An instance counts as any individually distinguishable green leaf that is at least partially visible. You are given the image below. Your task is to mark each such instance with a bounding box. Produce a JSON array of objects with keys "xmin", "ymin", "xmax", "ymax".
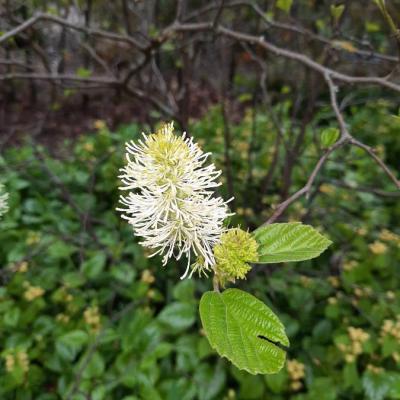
[
  {"xmin": 173, "ymin": 279, "xmax": 195, "ymax": 303},
  {"xmin": 82, "ymin": 253, "xmax": 106, "ymax": 279},
  {"xmin": 252, "ymin": 222, "xmax": 332, "ymax": 263},
  {"xmin": 362, "ymin": 371, "xmax": 391, "ymax": 400},
  {"xmin": 158, "ymin": 302, "xmax": 195, "ymax": 332},
  {"xmin": 62, "ymin": 272, "xmax": 86, "ymax": 288},
  {"xmin": 55, "ymin": 330, "xmax": 88, "ymax": 361},
  {"xmin": 4, "ymin": 307, "xmax": 20, "ymax": 327},
  {"xmin": 330, "ymin": 4, "xmax": 345, "ymax": 22},
  {"xmin": 343, "ymin": 362, "xmax": 359, "ymax": 389},
  {"xmin": 194, "ymin": 363, "xmax": 226, "ymax": 400},
  {"xmin": 276, "ymin": 0, "xmax": 293, "ymax": 13},
  {"xmin": 264, "ymin": 369, "xmax": 288, "ymax": 393},
  {"xmin": 82, "ymin": 352, "xmax": 105, "ymax": 379},
  {"xmin": 76, "ymin": 67, "xmax": 92, "ymax": 78},
  {"xmin": 321, "ymin": 127, "xmax": 340, "ymax": 148},
  {"xmin": 199, "ymin": 289, "xmax": 289, "ymax": 375}
]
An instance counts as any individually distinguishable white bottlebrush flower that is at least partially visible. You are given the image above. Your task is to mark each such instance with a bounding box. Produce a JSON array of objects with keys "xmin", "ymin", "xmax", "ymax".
[
  {"xmin": 0, "ymin": 183, "xmax": 9, "ymax": 219},
  {"xmin": 118, "ymin": 122, "xmax": 231, "ymax": 279}
]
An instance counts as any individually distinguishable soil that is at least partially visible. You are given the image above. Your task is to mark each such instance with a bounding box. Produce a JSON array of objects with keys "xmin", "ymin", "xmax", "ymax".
[{"xmin": 0, "ymin": 81, "xmax": 224, "ymax": 153}]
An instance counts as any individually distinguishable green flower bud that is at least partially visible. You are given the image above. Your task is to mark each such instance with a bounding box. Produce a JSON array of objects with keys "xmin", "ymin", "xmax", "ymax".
[{"xmin": 214, "ymin": 228, "xmax": 259, "ymax": 286}]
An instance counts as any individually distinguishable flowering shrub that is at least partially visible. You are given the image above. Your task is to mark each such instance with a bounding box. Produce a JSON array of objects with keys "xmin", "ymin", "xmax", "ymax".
[{"xmin": 117, "ymin": 122, "xmax": 331, "ymax": 375}]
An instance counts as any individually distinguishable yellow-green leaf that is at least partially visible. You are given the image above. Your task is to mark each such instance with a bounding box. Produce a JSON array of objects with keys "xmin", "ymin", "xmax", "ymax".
[
  {"xmin": 199, "ymin": 289, "xmax": 289, "ymax": 375},
  {"xmin": 252, "ymin": 222, "xmax": 332, "ymax": 263},
  {"xmin": 276, "ymin": 0, "xmax": 293, "ymax": 13},
  {"xmin": 330, "ymin": 4, "xmax": 345, "ymax": 22},
  {"xmin": 321, "ymin": 127, "xmax": 340, "ymax": 148}
]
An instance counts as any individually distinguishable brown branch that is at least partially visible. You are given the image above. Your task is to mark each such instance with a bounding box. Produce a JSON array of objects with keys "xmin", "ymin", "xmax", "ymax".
[
  {"xmin": 327, "ymin": 179, "xmax": 400, "ymax": 198},
  {"xmin": 349, "ymin": 138, "xmax": 400, "ymax": 189},
  {"xmin": 325, "ymin": 72, "xmax": 399, "ymax": 189},
  {"xmin": 221, "ymin": 100, "xmax": 235, "ymax": 208},
  {"xmin": 0, "ymin": 73, "xmax": 118, "ymax": 85},
  {"xmin": 0, "ymin": 13, "xmax": 144, "ymax": 49},
  {"xmin": 171, "ymin": 22, "xmax": 400, "ymax": 93},
  {"xmin": 264, "ymin": 138, "xmax": 348, "ymax": 224},
  {"xmin": 185, "ymin": 0, "xmax": 398, "ymax": 63},
  {"xmin": 0, "ymin": 59, "xmax": 34, "ymax": 70},
  {"xmin": 263, "ymin": 70, "xmax": 399, "ymax": 224}
]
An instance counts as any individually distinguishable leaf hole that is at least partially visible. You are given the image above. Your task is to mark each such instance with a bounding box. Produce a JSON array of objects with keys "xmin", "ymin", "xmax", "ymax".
[{"xmin": 257, "ymin": 335, "xmax": 288, "ymax": 352}]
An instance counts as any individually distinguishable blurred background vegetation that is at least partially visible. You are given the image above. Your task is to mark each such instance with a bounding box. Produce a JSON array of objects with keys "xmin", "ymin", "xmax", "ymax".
[{"xmin": 0, "ymin": 0, "xmax": 400, "ymax": 399}]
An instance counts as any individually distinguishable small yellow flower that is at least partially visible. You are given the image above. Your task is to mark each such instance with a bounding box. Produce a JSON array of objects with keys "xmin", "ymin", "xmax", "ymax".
[
  {"xmin": 141, "ymin": 269, "xmax": 155, "ymax": 284},
  {"xmin": 4, "ymin": 351, "xmax": 29, "ymax": 373},
  {"xmin": 348, "ymin": 327, "xmax": 369, "ymax": 343},
  {"xmin": 147, "ymin": 289, "xmax": 155, "ymax": 299},
  {"xmin": 10, "ymin": 261, "xmax": 29, "ymax": 273},
  {"xmin": 18, "ymin": 261, "xmax": 29, "ymax": 273},
  {"xmin": 345, "ymin": 354, "xmax": 355, "ymax": 363},
  {"xmin": 83, "ymin": 142, "xmax": 94, "ymax": 152},
  {"xmin": 236, "ymin": 207, "xmax": 245, "ymax": 216},
  {"xmin": 26, "ymin": 231, "xmax": 41, "ymax": 245},
  {"xmin": 328, "ymin": 297, "xmax": 337, "ymax": 305},
  {"xmin": 343, "ymin": 260, "xmax": 358, "ymax": 271},
  {"xmin": 354, "ymin": 288, "xmax": 363, "ymax": 298},
  {"xmin": 94, "ymin": 120, "xmax": 106, "ymax": 130},
  {"xmin": 369, "ymin": 241, "xmax": 388, "ymax": 255},
  {"xmin": 328, "ymin": 276, "xmax": 340, "ymax": 288},
  {"xmin": 367, "ymin": 364, "xmax": 383, "ymax": 374},
  {"xmin": 24, "ymin": 285, "xmax": 45, "ymax": 301},
  {"xmin": 290, "ymin": 380, "xmax": 303, "ymax": 391},
  {"xmin": 237, "ymin": 141, "xmax": 250, "ymax": 152},
  {"xmin": 56, "ymin": 313, "xmax": 70, "ymax": 324},
  {"xmin": 300, "ymin": 275, "xmax": 312, "ymax": 288},
  {"xmin": 287, "ymin": 359, "xmax": 305, "ymax": 381},
  {"xmin": 17, "ymin": 351, "xmax": 29, "ymax": 372},
  {"xmin": 244, "ymin": 208, "xmax": 254, "ymax": 217},
  {"xmin": 337, "ymin": 343, "xmax": 347, "ymax": 352},
  {"xmin": 84, "ymin": 306, "xmax": 101, "ymax": 331},
  {"xmin": 319, "ymin": 183, "xmax": 335, "ymax": 194},
  {"xmin": 5, "ymin": 355, "xmax": 15, "ymax": 372},
  {"xmin": 65, "ymin": 294, "xmax": 73, "ymax": 302},
  {"xmin": 356, "ymin": 227, "xmax": 367, "ymax": 236},
  {"xmin": 380, "ymin": 319, "xmax": 400, "ymax": 340},
  {"xmin": 386, "ymin": 291, "xmax": 396, "ymax": 300},
  {"xmin": 379, "ymin": 229, "xmax": 400, "ymax": 244}
]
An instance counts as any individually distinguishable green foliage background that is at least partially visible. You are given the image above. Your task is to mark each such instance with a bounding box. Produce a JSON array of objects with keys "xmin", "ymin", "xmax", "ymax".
[{"xmin": 0, "ymin": 100, "xmax": 399, "ymax": 399}]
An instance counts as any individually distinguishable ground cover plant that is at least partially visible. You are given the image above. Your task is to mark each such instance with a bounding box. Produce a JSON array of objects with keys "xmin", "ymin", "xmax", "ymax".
[{"xmin": 0, "ymin": 100, "xmax": 399, "ymax": 399}]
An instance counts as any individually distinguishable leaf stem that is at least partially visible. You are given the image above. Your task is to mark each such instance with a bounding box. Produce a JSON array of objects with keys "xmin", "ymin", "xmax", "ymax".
[{"xmin": 213, "ymin": 275, "xmax": 220, "ymax": 292}]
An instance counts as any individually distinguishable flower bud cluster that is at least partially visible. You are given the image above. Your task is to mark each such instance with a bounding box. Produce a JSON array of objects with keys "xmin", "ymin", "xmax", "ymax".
[
  {"xmin": 4, "ymin": 351, "xmax": 29, "ymax": 373},
  {"xmin": 287, "ymin": 359, "xmax": 305, "ymax": 391},
  {"xmin": 337, "ymin": 327, "xmax": 370, "ymax": 363},
  {"xmin": 368, "ymin": 241, "xmax": 388, "ymax": 255},
  {"xmin": 380, "ymin": 318, "xmax": 400, "ymax": 342},
  {"xmin": 379, "ymin": 229, "xmax": 400, "ymax": 244},
  {"xmin": 213, "ymin": 228, "xmax": 258, "ymax": 286},
  {"xmin": 23, "ymin": 282, "xmax": 45, "ymax": 301},
  {"xmin": 84, "ymin": 306, "xmax": 101, "ymax": 332}
]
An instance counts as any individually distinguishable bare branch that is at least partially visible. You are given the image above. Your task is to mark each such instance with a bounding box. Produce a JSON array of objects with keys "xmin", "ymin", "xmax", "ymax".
[
  {"xmin": 349, "ymin": 138, "xmax": 400, "ymax": 189},
  {"xmin": 0, "ymin": 13, "xmax": 144, "ymax": 49},
  {"xmin": 264, "ymin": 138, "xmax": 348, "ymax": 224},
  {"xmin": 325, "ymin": 72, "xmax": 400, "ymax": 190}
]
